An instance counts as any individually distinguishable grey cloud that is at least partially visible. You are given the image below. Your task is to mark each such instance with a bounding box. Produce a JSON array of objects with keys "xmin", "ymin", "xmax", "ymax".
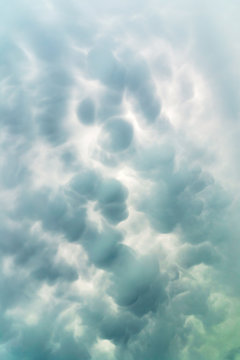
[
  {"xmin": 82, "ymin": 220, "xmax": 167, "ymax": 317},
  {"xmin": 0, "ymin": 271, "xmax": 29, "ymax": 310},
  {"xmin": 133, "ymin": 143, "xmax": 175, "ymax": 177},
  {"xmin": 77, "ymin": 97, "xmax": 96, "ymax": 125},
  {"xmin": 0, "ymin": 152, "xmax": 29, "ymax": 189},
  {"xmin": 134, "ymin": 146, "xmax": 228, "ymax": 243},
  {"xmin": 7, "ymin": 306, "xmax": 91, "ymax": 360},
  {"xmin": 82, "ymin": 223, "xmax": 123, "ymax": 269},
  {"xmin": 32, "ymin": 256, "xmax": 78, "ymax": 284},
  {"xmin": 0, "ymin": 223, "xmax": 78, "ymax": 289},
  {"xmin": 87, "ymin": 46, "xmax": 126, "ymax": 91},
  {"xmin": 100, "ymin": 118, "xmax": 134, "ymax": 153},
  {"xmin": 100, "ymin": 312, "xmax": 145, "ymax": 345},
  {"xmin": 225, "ymin": 347, "xmax": 240, "ymax": 360},
  {"xmin": 96, "ymin": 178, "xmax": 128, "ymax": 224},
  {"xmin": 109, "ymin": 252, "xmax": 166, "ymax": 314},
  {"xmin": 97, "ymin": 178, "xmax": 128, "ymax": 204},
  {"xmin": 13, "ymin": 187, "xmax": 86, "ymax": 242},
  {"xmin": 69, "ymin": 170, "xmax": 102, "ymax": 201},
  {"xmin": 1, "ymin": 1, "xmax": 240, "ymax": 360},
  {"xmin": 172, "ymin": 288, "xmax": 209, "ymax": 318},
  {"xmin": 60, "ymin": 147, "xmax": 78, "ymax": 171},
  {"xmin": 0, "ymin": 86, "xmax": 34, "ymax": 138},
  {"xmin": 0, "ymin": 312, "xmax": 15, "ymax": 345},
  {"xmin": 126, "ymin": 55, "xmax": 161, "ymax": 123},
  {"xmin": 191, "ymin": 10, "xmax": 240, "ymax": 121},
  {"xmin": 178, "ymin": 242, "xmax": 220, "ymax": 268},
  {"xmin": 35, "ymin": 68, "xmax": 73, "ymax": 145},
  {"xmin": 98, "ymin": 89, "xmax": 124, "ymax": 122},
  {"xmin": 100, "ymin": 202, "xmax": 128, "ymax": 224},
  {"xmin": 114, "ymin": 308, "xmax": 185, "ymax": 360}
]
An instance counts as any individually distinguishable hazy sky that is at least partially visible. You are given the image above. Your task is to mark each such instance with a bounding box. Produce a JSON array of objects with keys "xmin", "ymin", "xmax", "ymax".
[{"xmin": 1, "ymin": 1, "xmax": 240, "ymax": 359}]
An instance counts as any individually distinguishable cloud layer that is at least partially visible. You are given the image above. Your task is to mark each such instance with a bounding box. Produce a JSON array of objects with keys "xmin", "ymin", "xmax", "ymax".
[{"xmin": 1, "ymin": 1, "xmax": 240, "ymax": 359}]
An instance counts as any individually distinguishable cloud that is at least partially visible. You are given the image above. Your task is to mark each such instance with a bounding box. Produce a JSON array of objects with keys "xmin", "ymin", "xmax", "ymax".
[
  {"xmin": 1, "ymin": 1, "xmax": 240, "ymax": 360},
  {"xmin": 87, "ymin": 46, "xmax": 126, "ymax": 92},
  {"xmin": 100, "ymin": 118, "xmax": 134, "ymax": 153},
  {"xmin": 126, "ymin": 55, "xmax": 161, "ymax": 123},
  {"xmin": 77, "ymin": 98, "xmax": 96, "ymax": 125}
]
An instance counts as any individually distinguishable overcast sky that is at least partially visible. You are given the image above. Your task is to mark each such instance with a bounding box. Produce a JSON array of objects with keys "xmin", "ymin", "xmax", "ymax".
[{"xmin": 1, "ymin": 1, "xmax": 240, "ymax": 359}]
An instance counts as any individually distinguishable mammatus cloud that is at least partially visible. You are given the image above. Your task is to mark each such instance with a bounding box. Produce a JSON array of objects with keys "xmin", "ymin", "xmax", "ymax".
[{"xmin": 1, "ymin": 1, "xmax": 240, "ymax": 359}]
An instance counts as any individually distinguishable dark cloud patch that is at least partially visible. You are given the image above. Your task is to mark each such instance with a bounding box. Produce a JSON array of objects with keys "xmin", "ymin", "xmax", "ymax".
[
  {"xmin": 96, "ymin": 178, "xmax": 128, "ymax": 224},
  {"xmin": 99, "ymin": 202, "xmax": 128, "ymax": 224},
  {"xmin": 100, "ymin": 118, "xmax": 134, "ymax": 153},
  {"xmin": 126, "ymin": 56, "xmax": 161, "ymax": 123},
  {"xmin": 225, "ymin": 347, "xmax": 240, "ymax": 360},
  {"xmin": 0, "ymin": 312, "xmax": 15, "ymax": 346},
  {"xmin": 7, "ymin": 306, "xmax": 91, "ymax": 360},
  {"xmin": 60, "ymin": 148, "xmax": 78, "ymax": 171},
  {"xmin": 35, "ymin": 68, "xmax": 73, "ymax": 145},
  {"xmin": 178, "ymin": 242, "xmax": 220, "ymax": 268},
  {"xmin": 77, "ymin": 97, "xmax": 96, "ymax": 125},
  {"xmin": 69, "ymin": 170, "xmax": 102, "ymax": 201},
  {"xmin": 137, "ymin": 181, "xmax": 178, "ymax": 233},
  {"xmin": 0, "ymin": 86, "xmax": 34, "ymax": 138},
  {"xmin": 0, "ymin": 42, "xmax": 36, "ymax": 142},
  {"xmin": 81, "ymin": 221, "xmax": 167, "ymax": 317},
  {"xmin": 97, "ymin": 178, "xmax": 128, "ymax": 205},
  {"xmin": 134, "ymin": 147, "xmax": 230, "ymax": 244},
  {"xmin": 0, "ymin": 152, "xmax": 29, "ymax": 189},
  {"xmin": 13, "ymin": 186, "xmax": 86, "ymax": 242},
  {"xmin": 98, "ymin": 89, "xmax": 124, "ymax": 122},
  {"xmin": 114, "ymin": 308, "xmax": 185, "ymax": 360},
  {"xmin": 0, "ymin": 222, "xmax": 78, "ymax": 290},
  {"xmin": 32, "ymin": 256, "xmax": 78, "ymax": 284},
  {"xmin": 109, "ymin": 252, "xmax": 166, "ymax": 316},
  {"xmin": 126, "ymin": 56, "xmax": 151, "ymax": 93},
  {"xmin": 135, "ymin": 84, "xmax": 161, "ymax": 123},
  {"xmin": 82, "ymin": 223, "xmax": 123, "ymax": 269},
  {"xmin": 51, "ymin": 334, "xmax": 91, "ymax": 360},
  {"xmin": 0, "ymin": 271, "xmax": 29, "ymax": 311},
  {"xmin": 172, "ymin": 288, "xmax": 209, "ymax": 318},
  {"xmin": 60, "ymin": 206, "xmax": 86, "ymax": 242},
  {"xmin": 0, "ymin": 220, "xmax": 36, "ymax": 258},
  {"xmin": 87, "ymin": 46, "xmax": 126, "ymax": 91},
  {"xmin": 100, "ymin": 312, "xmax": 145, "ymax": 345},
  {"xmin": 0, "ymin": 7, "xmax": 76, "ymax": 147},
  {"xmin": 133, "ymin": 143, "xmax": 175, "ymax": 178}
]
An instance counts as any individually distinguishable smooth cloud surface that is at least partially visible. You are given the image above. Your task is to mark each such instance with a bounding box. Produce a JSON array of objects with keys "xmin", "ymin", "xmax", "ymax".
[{"xmin": 1, "ymin": 1, "xmax": 240, "ymax": 359}]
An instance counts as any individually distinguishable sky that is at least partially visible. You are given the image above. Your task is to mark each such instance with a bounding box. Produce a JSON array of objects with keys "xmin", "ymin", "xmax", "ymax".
[{"xmin": 1, "ymin": 1, "xmax": 240, "ymax": 359}]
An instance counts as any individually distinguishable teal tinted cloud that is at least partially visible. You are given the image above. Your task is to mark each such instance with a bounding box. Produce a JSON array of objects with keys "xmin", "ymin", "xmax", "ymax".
[{"xmin": 1, "ymin": 1, "xmax": 240, "ymax": 360}]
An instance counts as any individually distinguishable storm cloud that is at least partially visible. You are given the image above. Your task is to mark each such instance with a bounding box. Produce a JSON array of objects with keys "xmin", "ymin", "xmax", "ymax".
[{"xmin": 1, "ymin": 1, "xmax": 240, "ymax": 360}]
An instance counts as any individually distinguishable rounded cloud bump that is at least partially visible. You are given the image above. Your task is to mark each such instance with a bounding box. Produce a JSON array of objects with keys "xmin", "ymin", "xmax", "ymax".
[{"xmin": 100, "ymin": 118, "xmax": 134, "ymax": 153}]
